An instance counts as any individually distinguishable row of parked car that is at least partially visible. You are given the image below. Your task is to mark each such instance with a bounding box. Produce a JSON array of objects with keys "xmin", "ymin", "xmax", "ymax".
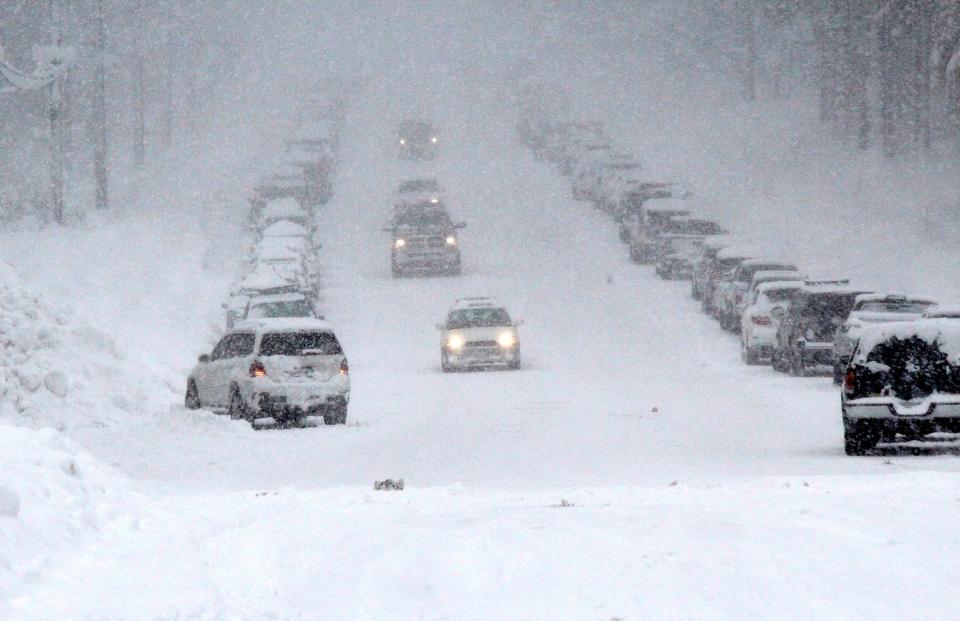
[
  {"xmin": 184, "ymin": 96, "xmax": 353, "ymax": 428},
  {"xmin": 517, "ymin": 89, "xmax": 960, "ymax": 455}
]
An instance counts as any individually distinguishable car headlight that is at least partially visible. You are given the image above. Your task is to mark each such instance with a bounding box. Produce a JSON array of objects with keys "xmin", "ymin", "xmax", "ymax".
[
  {"xmin": 446, "ymin": 334, "xmax": 464, "ymax": 351},
  {"xmin": 394, "ymin": 238, "xmax": 406, "ymax": 248},
  {"xmin": 431, "ymin": 136, "xmax": 438, "ymax": 144},
  {"xmin": 430, "ymin": 197, "xmax": 439, "ymax": 204},
  {"xmin": 497, "ymin": 332, "xmax": 516, "ymax": 348},
  {"xmin": 399, "ymin": 139, "xmax": 406, "ymax": 145},
  {"xmin": 446, "ymin": 235, "xmax": 457, "ymax": 246}
]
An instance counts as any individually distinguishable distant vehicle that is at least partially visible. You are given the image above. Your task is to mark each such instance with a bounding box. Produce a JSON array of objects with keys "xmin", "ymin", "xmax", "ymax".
[
  {"xmin": 386, "ymin": 203, "xmax": 464, "ymax": 277},
  {"xmin": 717, "ymin": 260, "xmax": 800, "ymax": 332},
  {"xmin": 841, "ymin": 319, "xmax": 960, "ymax": 454},
  {"xmin": 706, "ymin": 245, "xmax": 758, "ymax": 319},
  {"xmin": 593, "ymin": 155, "xmax": 642, "ymax": 213},
  {"xmin": 185, "ymin": 318, "xmax": 349, "ymax": 427},
  {"xmin": 832, "ymin": 293, "xmax": 937, "ymax": 383},
  {"xmin": 923, "ymin": 306, "xmax": 960, "ymax": 319},
  {"xmin": 398, "ymin": 120, "xmax": 439, "ymax": 160},
  {"xmin": 691, "ymin": 235, "xmax": 737, "ymax": 302},
  {"xmin": 739, "ymin": 280, "xmax": 804, "ymax": 364},
  {"xmin": 437, "ymin": 298, "xmax": 522, "ymax": 372},
  {"xmin": 624, "ymin": 198, "xmax": 691, "ymax": 264},
  {"xmin": 394, "ymin": 178, "xmax": 444, "ymax": 208},
  {"xmin": 772, "ymin": 281, "xmax": 872, "ymax": 376},
  {"xmin": 653, "ymin": 217, "xmax": 728, "ymax": 279},
  {"xmin": 245, "ymin": 292, "xmax": 318, "ymax": 321},
  {"xmin": 616, "ymin": 183, "xmax": 688, "ymax": 241},
  {"xmin": 570, "ymin": 142, "xmax": 613, "ymax": 201}
]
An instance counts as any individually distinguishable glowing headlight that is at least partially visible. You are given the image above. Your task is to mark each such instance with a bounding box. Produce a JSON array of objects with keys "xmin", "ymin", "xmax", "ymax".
[
  {"xmin": 431, "ymin": 136, "xmax": 438, "ymax": 144},
  {"xmin": 430, "ymin": 197, "xmax": 439, "ymax": 204},
  {"xmin": 399, "ymin": 138, "xmax": 406, "ymax": 145},
  {"xmin": 394, "ymin": 238, "xmax": 406, "ymax": 248},
  {"xmin": 497, "ymin": 332, "xmax": 516, "ymax": 348},
  {"xmin": 445, "ymin": 235, "xmax": 457, "ymax": 246},
  {"xmin": 446, "ymin": 334, "xmax": 465, "ymax": 350}
]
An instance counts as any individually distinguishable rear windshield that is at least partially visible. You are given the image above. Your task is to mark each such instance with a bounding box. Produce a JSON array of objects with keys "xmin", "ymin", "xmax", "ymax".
[
  {"xmin": 800, "ymin": 293, "xmax": 859, "ymax": 340},
  {"xmin": 857, "ymin": 301, "xmax": 933, "ymax": 314},
  {"xmin": 447, "ymin": 308, "xmax": 512, "ymax": 329},
  {"xmin": 762, "ymin": 289, "xmax": 797, "ymax": 303},
  {"xmin": 857, "ymin": 336, "xmax": 960, "ymax": 399},
  {"xmin": 247, "ymin": 299, "xmax": 313, "ymax": 319},
  {"xmin": 259, "ymin": 331, "xmax": 342, "ymax": 356},
  {"xmin": 399, "ymin": 179, "xmax": 439, "ymax": 193}
]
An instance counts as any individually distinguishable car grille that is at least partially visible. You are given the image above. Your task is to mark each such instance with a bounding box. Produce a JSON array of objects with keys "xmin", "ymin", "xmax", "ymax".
[
  {"xmin": 406, "ymin": 236, "xmax": 445, "ymax": 251},
  {"xmin": 466, "ymin": 340, "xmax": 498, "ymax": 348}
]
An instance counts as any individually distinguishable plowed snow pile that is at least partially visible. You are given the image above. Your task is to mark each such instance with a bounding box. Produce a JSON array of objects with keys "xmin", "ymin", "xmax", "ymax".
[{"xmin": 0, "ymin": 261, "xmax": 171, "ymax": 431}]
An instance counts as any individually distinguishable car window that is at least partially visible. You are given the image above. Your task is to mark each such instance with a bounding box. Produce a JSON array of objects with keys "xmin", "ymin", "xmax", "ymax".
[
  {"xmin": 226, "ymin": 333, "xmax": 255, "ymax": 357},
  {"xmin": 211, "ymin": 336, "xmax": 231, "ymax": 361},
  {"xmin": 447, "ymin": 308, "xmax": 512, "ymax": 329},
  {"xmin": 247, "ymin": 299, "xmax": 313, "ymax": 319},
  {"xmin": 259, "ymin": 331, "xmax": 343, "ymax": 356},
  {"xmin": 857, "ymin": 301, "xmax": 933, "ymax": 314}
]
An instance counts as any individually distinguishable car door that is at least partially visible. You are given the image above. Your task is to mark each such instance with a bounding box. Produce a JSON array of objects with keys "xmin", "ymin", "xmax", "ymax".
[
  {"xmin": 212, "ymin": 333, "xmax": 252, "ymax": 404},
  {"xmin": 197, "ymin": 336, "xmax": 230, "ymax": 405}
]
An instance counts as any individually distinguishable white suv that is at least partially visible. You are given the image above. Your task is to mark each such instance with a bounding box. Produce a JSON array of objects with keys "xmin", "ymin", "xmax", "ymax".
[
  {"xmin": 185, "ymin": 318, "xmax": 350, "ymax": 426},
  {"xmin": 437, "ymin": 298, "xmax": 522, "ymax": 372}
]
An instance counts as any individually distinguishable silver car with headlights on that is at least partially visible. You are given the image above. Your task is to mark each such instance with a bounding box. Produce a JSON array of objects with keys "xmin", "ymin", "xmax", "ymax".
[{"xmin": 437, "ymin": 298, "xmax": 522, "ymax": 372}]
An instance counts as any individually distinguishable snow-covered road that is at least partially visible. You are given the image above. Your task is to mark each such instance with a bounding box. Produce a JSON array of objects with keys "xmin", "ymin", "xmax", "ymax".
[{"xmin": 8, "ymin": 86, "xmax": 960, "ymax": 619}]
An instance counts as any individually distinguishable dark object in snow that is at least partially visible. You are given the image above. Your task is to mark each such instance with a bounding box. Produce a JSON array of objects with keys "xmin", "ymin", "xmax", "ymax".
[
  {"xmin": 668, "ymin": 480, "xmax": 678, "ymax": 487},
  {"xmin": 606, "ymin": 274, "xmax": 613, "ymax": 284},
  {"xmin": 374, "ymin": 478, "xmax": 404, "ymax": 491},
  {"xmin": 558, "ymin": 498, "xmax": 574, "ymax": 507},
  {"xmin": 651, "ymin": 406, "xmax": 659, "ymax": 413}
]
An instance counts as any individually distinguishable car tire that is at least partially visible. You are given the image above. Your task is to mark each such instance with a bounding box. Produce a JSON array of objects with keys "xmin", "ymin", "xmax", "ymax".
[
  {"xmin": 833, "ymin": 363, "xmax": 844, "ymax": 385},
  {"xmin": 791, "ymin": 354, "xmax": 806, "ymax": 377},
  {"xmin": 628, "ymin": 245, "xmax": 639, "ymax": 263},
  {"xmin": 184, "ymin": 380, "xmax": 201, "ymax": 410},
  {"xmin": 441, "ymin": 351, "xmax": 452, "ymax": 373},
  {"xmin": 324, "ymin": 404, "xmax": 347, "ymax": 425},
  {"xmin": 844, "ymin": 421, "xmax": 880, "ymax": 455},
  {"xmin": 691, "ymin": 282, "xmax": 700, "ymax": 300},
  {"xmin": 228, "ymin": 387, "xmax": 250, "ymax": 422},
  {"xmin": 508, "ymin": 350, "xmax": 521, "ymax": 370},
  {"xmin": 391, "ymin": 261, "xmax": 402, "ymax": 278}
]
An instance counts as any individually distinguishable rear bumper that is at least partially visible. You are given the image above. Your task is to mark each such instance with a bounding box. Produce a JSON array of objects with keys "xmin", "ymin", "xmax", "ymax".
[
  {"xmin": 844, "ymin": 402, "xmax": 960, "ymax": 434},
  {"xmin": 241, "ymin": 379, "xmax": 349, "ymax": 420},
  {"xmin": 798, "ymin": 343, "xmax": 835, "ymax": 367}
]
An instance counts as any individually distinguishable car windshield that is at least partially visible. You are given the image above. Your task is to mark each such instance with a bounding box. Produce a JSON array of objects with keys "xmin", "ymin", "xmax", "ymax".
[
  {"xmin": 259, "ymin": 331, "xmax": 342, "ymax": 356},
  {"xmin": 447, "ymin": 308, "xmax": 512, "ymax": 329},
  {"xmin": 395, "ymin": 209, "xmax": 451, "ymax": 227},
  {"xmin": 247, "ymin": 299, "xmax": 313, "ymax": 319},
  {"xmin": 740, "ymin": 264, "xmax": 795, "ymax": 282},
  {"xmin": 857, "ymin": 301, "xmax": 933, "ymax": 314},
  {"xmin": 859, "ymin": 336, "xmax": 960, "ymax": 399},
  {"xmin": 399, "ymin": 179, "xmax": 439, "ymax": 193},
  {"xmin": 664, "ymin": 220, "xmax": 725, "ymax": 235},
  {"xmin": 400, "ymin": 122, "xmax": 433, "ymax": 139}
]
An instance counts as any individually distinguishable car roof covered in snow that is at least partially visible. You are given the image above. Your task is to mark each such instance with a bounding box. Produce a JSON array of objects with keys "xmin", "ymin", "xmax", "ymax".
[
  {"xmin": 853, "ymin": 293, "xmax": 938, "ymax": 306},
  {"xmin": 643, "ymin": 198, "xmax": 689, "ymax": 214},
  {"xmin": 741, "ymin": 258, "xmax": 797, "ymax": 269},
  {"xmin": 261, "ymin": 219, "xmax": 309, "ymax": 237},
  {"xmin": 923, "ymin": 305, "xmax": 960, "ymax": 318},
  {"xmin": 751, "ymin": 270, "xmax": 806, "ymax": 284},
  {"xmin": 853, "ymin": 319, "xmax": 960, "ymax": 365},
  {"xmin": 798, "ymin": 281, "xmax": 870, "ymax": 296},
  {"xmin": 716, "ymin": 244, "xmax": 758, "ymax": 260},
  {"xmin": 452, "ymin": 297, "xmax": 502, "ymax": 310},
  {"xmin": 756, "ymin": 280, "xmax": 805, "ymax": 293},
  {"xmin": 233, "ymin": 317, "xmax": 334, "ymax": 334},
  {"xmin": 262, "ymin": 197, "xmax": 307, "ymax": 220},
  {"xmin": 701, "ymin": 235, "xmax": 739, "ymax": 251}
]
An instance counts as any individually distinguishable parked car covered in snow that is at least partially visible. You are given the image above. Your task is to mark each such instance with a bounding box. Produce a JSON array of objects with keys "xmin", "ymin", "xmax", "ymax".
[
  {"xmin": 185, "ymin": 318, "xmax": 349, "ymax": 427},
  {"xmin": 653, "ymin": 216, "xmax": 727, "ymax": 279},
  {"xmin": 258, "ymin": 197, "xmax": 311, "ymax": 230},
  {"xmin": 616, "ymin": 182, "xmax": 688, "ymax": 241},
  {"xmin": 625, "ymin": 198, "xmax": 691, "ymax": 264},
  {"xmin": 832, "ymin": 293, "xmax": 937, "ymax": 383},
  {"xmin": 772, "ymin": 281, "xmax": 872, "ymax": 376},
  {"xmin": 739, "ymin": 280, "xmax": 803, "ymax": 364},
  {"xmin": 706, "ymin": 245, "xmax": 758, "ymax": 318},
  {"xmin": 841, "ymin": 319, "xmax": 960, "ymax": 454},
  {"xmin": 691, "ymin": 235, "xmax": 736, "ymax": 302},
  {"xmin": 437, "ymin": 297, "xmax": 522, "ymax": 372},
  {"xmin": 923, "ymin": 306, "xmax": 960, "ymax": 319},
  {"xmin": 717, "ymin": 259, "xmax": 799, "ymax": 332}
]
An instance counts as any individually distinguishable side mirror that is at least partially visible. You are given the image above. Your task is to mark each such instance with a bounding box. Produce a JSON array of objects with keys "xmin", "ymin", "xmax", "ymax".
[
  {"xmin": 198, "ymin": 354, "xmax": 211, "ymax": 363},
  {"xmin": 454, "ymin": 222, "xmax": 467, "ymax": 229}
]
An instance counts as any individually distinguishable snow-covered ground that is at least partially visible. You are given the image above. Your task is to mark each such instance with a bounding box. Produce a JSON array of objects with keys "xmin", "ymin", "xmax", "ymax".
[{"xmin": 4, "ymin": 76, "xmax": 960, "ymax": 620}]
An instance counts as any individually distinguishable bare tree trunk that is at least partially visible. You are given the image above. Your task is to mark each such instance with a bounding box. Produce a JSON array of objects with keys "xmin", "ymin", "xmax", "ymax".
[
  {"xmin": 93, "ymin": 0, "xmax": 109, "ymax": 209},
  {"xmin": 744, "ymin": 0, "xmax": 757, "ymax": 102},
  {"xmin": 48, "ymin": 0, "xmax": 65, "ymax": 224}
]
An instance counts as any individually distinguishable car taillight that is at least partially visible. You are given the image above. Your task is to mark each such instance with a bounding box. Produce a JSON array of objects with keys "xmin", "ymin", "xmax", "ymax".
[
  {"xmin": 249, "ymin": 361, "xmax": 266, "ymax": 377},
  {"xmin": 752, "ymin": 315, "xmax": 771, "ymax": 326},
  {"xmin": 339, "ymin": 360, "xmax": 349, "ymax": 376},
  {"xmin": 844, "ymin": 369, "xmax": 855, "ymax": 393}
]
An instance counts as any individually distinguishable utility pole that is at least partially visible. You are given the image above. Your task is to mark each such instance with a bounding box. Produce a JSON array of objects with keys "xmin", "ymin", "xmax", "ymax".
[
  {"xmin": 48, "ymin": 0, "xmax": 65, "ymax": 223},
  {"xmin": 93, "ymin": 0, "xmax": 109, "ymax": 208}
]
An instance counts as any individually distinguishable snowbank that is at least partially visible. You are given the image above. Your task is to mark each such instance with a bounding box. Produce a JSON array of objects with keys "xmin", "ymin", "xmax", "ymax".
[
  {"xmin": 0, "ymin": 260, "xmax": 172, "ymax": 431},
  {"xmin": 0, "ymin": 423, "xmax": 139, "ymax": 603}
]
